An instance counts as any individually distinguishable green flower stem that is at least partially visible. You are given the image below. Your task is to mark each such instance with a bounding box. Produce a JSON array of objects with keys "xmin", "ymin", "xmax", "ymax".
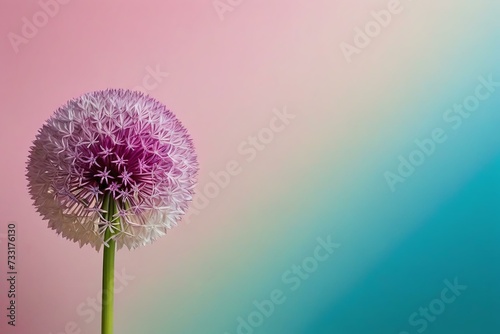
[{"xmin": 101, "ymin": 193, "xmax": 117, "ymax": 334}]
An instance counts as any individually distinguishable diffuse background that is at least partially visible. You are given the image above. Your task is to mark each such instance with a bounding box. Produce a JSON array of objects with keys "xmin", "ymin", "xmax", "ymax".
[{"xmin": 0, "ymin": 0, "xmax": 499, "ymax": 333}]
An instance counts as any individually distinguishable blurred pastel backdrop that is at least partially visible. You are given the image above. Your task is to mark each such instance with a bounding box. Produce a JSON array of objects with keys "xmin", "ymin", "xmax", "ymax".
[{"xmin": 0, "ymin": 0, "xmax": 499, "ymax": 333}]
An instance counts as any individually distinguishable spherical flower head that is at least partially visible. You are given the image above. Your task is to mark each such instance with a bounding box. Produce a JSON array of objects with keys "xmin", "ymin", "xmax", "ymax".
[{"xmin": 26, "ymin": 89, "xmax": 198, "ymax": 251}]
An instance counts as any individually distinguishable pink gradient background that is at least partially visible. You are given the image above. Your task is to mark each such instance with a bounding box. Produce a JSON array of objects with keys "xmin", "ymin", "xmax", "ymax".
[{"xmin": 1, "ymin": 1, "xmax": 349, "ymax": 332}]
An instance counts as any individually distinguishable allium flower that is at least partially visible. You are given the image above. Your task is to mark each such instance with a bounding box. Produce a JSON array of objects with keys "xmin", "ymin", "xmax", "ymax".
[{"xmin": 26, "ymin": 89, "xmax": 198, "ymax": 250}]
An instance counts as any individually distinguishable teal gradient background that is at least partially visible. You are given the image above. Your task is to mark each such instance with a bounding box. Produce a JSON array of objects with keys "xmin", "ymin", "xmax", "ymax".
[{"xmin": 0, "ymin": 1, "xmax": 499, "ymax": 333}]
